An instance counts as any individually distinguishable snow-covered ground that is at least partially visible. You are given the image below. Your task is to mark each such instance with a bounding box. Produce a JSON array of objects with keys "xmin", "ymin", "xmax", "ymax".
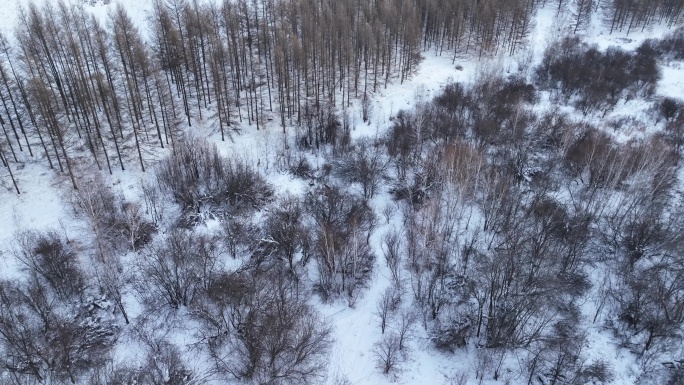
[{"xmin": 1, "ymin": 0, "xmax": 682, "ymax": 384}]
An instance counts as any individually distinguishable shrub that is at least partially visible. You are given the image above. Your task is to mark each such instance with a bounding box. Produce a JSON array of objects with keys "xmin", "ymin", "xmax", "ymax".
[{"xmin": 156, "ymin": 137, "xmax": 272, "ymax": 222}]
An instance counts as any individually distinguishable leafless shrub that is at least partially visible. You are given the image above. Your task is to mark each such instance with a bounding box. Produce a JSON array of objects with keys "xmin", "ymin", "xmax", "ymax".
[
  {"xmin": 200, "ymin": 271, "xmax": 332, "ymax": 385},
  {"xmin": 433, "ymin": 316, "xmax": 472, "ymax": 352},
  {"xmin": 289, "ymin": 155, "xmax": 314, "ymax": 179},
  {"xmin": 118, "ymin": 200, "xmax": 156, "ymax": 251},
  {"xmin": 70, "ymin": 177, "xmax": 155, "ymax": 255},
  {"xmin": 0, "ymin": 278, "xmax": 116, "ymax": 384},
  {"xmin": 374, "ymin": 333, "xmax": 402, "ymax": 375},
  {"xmin": 156, "ymin": 136, "xmax": 272, "ymax": 222},
  {"xmin": 14, "ymin": 229, "xmax": 85, "ymax": 302},
  {"xmin": 333, "ymin": 138, "xmax": 388, "ymax": 199},
  {"xmin": 138, "ymin": 229, "xmax": 221, "ymax": 309},
  {"xmin": 138, "ymin": 339, "xmax": 193, "ymax": 385},
  {"xmin": 262, "ymin": 196, "xmax": 308, "ymax": 272}
]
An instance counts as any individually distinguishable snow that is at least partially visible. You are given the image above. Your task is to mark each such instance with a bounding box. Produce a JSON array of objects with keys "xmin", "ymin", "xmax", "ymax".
[
  {"xmin": 0, "ymin": 163, "xmax": 71, "ymax": 268},
  {"xmin": 660, "ymin": 63, "xmax": 684, "ymax": 99},
  {"xmin": 1, "ymin": 0, "xmax": 683, "ymax": 384},
  {"xmin": 348, "ymin": 52, "xmax": 474, "ymax": 140},
  {"xmin": 0, "ymin": 0, "xmax": 30, "ymax": 36},
  {"xmin": 87, "ymin": 0, "xmax": 155, "ymax": 33}
]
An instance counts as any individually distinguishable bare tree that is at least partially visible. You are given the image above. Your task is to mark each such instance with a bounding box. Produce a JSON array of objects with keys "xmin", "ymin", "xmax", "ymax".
[
  {"xmin": 263, "ymin": 196, "xmax": 307, "ymax": 272},
  {"xmin": 306, "ymin": 185, "xmax": 376, "ymax": 300},
  {"xmin": 573, "ymin": 0, "xmax": 594, "ymax": 33},
  {"xmin": 14, "ymin": 230, "xmax": 85, "ymax": 302},
  {"xmin": 1, "ymin": 230, "xmax": 117, "ymax": 384},
  {"xmin": 334, "ymin": 138, "xmax": 388, "ymax": 199},
  {"xmin": 198, "ymin": 270, "xmax": 332, "ymax": 385},
  {"xmin": 375, "ymin": 287, "xmax": 400, "ymax": 334},
  {"xmin": 374, "ymin": 333, "xmax": 402, "ymax": 375},
  {"xmin": 381, "ymin": 229, "xmax": 403, "ymax": 289},
  {"xmin": 138, "ymin": 228, "xmax": 221, "ymax": 309}
]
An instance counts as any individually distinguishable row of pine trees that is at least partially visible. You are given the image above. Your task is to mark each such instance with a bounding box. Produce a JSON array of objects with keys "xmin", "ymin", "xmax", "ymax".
[{"xmin": 0, "ymin": 0, "xmax": 682, "ymax": 192}]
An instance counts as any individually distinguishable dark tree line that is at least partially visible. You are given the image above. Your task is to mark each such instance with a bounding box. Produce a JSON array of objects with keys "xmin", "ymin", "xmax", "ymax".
[
  {"xmin": 0, "ymin": 0, "xmax": 546, "ymax": 193},
  {"xmin": 547, "ymin": 0, "xmax": 684, "ymax": 34},
  {"xmin": 603, "ymin": 0, "xmax": 684, "ymax": 34},
  {"xmin": 1, "ymin": 0, "xmax": 682, "ymax": 194}
]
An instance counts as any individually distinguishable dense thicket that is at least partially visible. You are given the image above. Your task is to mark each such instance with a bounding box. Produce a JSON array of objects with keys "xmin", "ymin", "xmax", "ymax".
[
  {"xmin": 641, "ymin": 26, "xmax": 684, "ymax": 59},
  {"xmin": 370, "ymin": 44, "xmax": 684, "ymax": 382},
  {"xmin": 535, "ymin": 36, "xmax": 660, "ymax": 115},
  {"xmin": 155, "ymin": 137, "xmax": 272, "ymax": 224},
  {"xmin": 0, "ymin": 231, "xmax": 117, "ymax": 384},
  {"xmin": 0, "ymin": 163, "xmax": 334, "ymax": 384}
]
